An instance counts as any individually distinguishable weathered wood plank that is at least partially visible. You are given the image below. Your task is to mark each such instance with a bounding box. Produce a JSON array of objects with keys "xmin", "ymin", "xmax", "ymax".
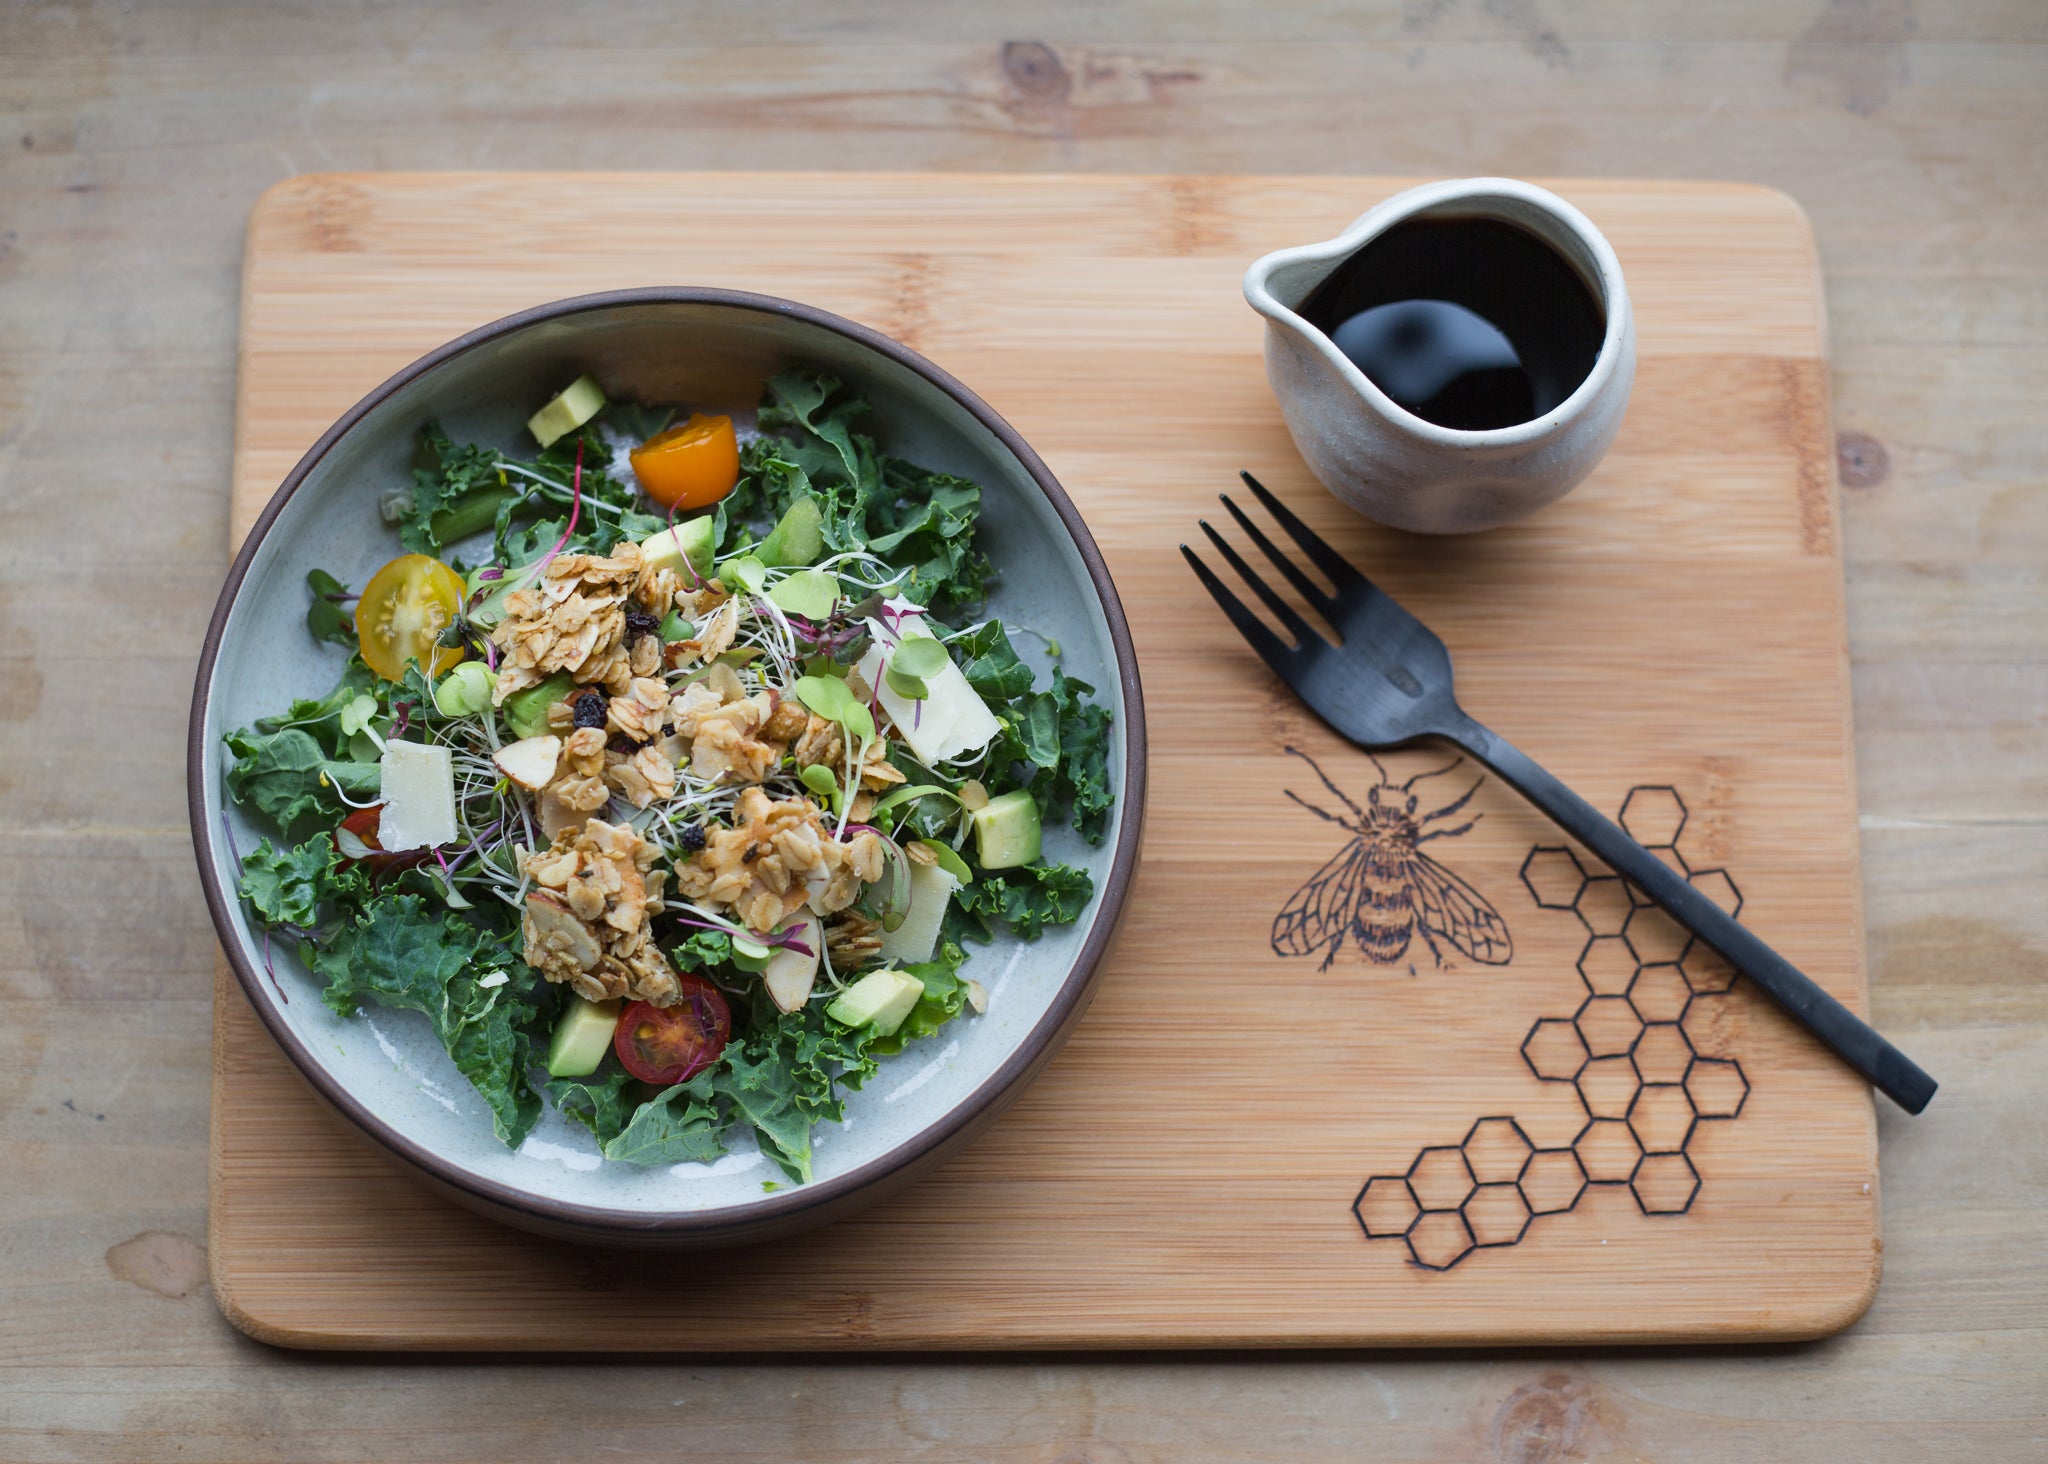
[{"xmin": 0, "ymin": 0, "xmax": 2043, "ymax": 1457}]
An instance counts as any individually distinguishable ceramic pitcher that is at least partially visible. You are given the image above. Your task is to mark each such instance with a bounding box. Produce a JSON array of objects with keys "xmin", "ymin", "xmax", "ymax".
[{"xmin": 1243, "ymin": 177, "xmax": 1635, "ymax": 535}]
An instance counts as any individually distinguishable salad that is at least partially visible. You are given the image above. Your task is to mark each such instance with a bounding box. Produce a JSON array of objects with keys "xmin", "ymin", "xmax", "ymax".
[{"xmin": 224, "ymin": 370, "xmax": 1114, "ymax": 1184}]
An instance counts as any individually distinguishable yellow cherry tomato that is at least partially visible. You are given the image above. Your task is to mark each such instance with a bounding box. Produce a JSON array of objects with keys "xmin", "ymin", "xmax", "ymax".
[
  {"xmin": 356, "ymin": 553, "xmax": 468, "ymax": 682},
  {"xmin": 629, "ymin": 413, "xmax": 741, "ymax": 511}
]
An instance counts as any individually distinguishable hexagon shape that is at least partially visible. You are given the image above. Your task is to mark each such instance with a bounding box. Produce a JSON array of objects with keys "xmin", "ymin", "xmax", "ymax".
[
  {"xmin": 1574, "ymin": 876, "xmax": 1633, "ymax": 937},
  {"xmin": 1520, "ymin": 1148, "xmax": 1587, "ymax": 1215},
  {"xmin": 1628, "ymin": 1083, "xmax": 1697, "ymax": 1154},
  {"xmin": 1465, "ymin": 1183, "xmax": 1533, "ymax": 1247},
  {"xmin": 1463, "ymin": 1118, "xmax": 1534, "ymax": 1184},
  {"xmin": 1575, "ymin": 1055, "xmax": 1641, "ymax": 1119},
  {"xmin": 1406, "ymin": 1210, "xmax": 1475, "ymax": 1270},
  {"xmin": 1629, "ymin": 965, "xmax": 1692, "ymax": 1024},
  {"xmin": 1575, "ymin": 994, "xmax": 1643, "ymax": 1058},
  {"xmin": 1687, "ymin": 867, "xmax": 1742, "ymax": 917},
  {"xmin": 1686, "ymin": 1057, "xmax": 1750, "ymax": 1119},
  {"xmin": 1575, "ymin": 1118, "xmax": 1642, "ymax": 1182},
  {"xmin": 1522, "ymin": 846, "xmax": 1589, "ymax": 909},
  {"xmin": 1354, "ymin": 1176, "xmax": 1420, "ymax": 1238},
  {"xmin": 1522, "ymin": 1018, "xmax": 1589, "ymax": 1082},
  {"xmin": 1624, "ymin": 906, "xmax": 1689, "ymax": 966},
  {"xmin": 1680, "ymin": 939, "xmax": 1740, "ymax": 995},
  {"xmin": 1408, "ymin": 1146, "xmax": 1476, "ymax": 1210},
  {"xmin": 1631, "ymin": 1022, "xmax": 1694, "ymax": 1084},
  {"xmin": 1619, "ymin": 786, "xmax": 1686, "ymax": 848},
  {"xmin": 1577, "ymin": 936, "xmax": 1639, "ymax": 995},
  {"xmin": 1648, "ymin": 845, "xmax": 1691, "ymax": 881},
  {"xmin": 1631, "ymin": 1152, "xmax": 1701, "ymax": 1214}
]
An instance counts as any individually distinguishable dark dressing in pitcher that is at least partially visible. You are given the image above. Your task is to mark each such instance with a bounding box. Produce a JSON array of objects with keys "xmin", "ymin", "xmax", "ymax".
[{"xmin": 1298, "ymin": 216, "xmax": 1605, "ymax": 432}]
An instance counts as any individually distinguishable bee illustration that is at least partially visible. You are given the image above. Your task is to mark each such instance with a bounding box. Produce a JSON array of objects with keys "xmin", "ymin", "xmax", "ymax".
[{"xmin": 1273, "ymin": 746, "xmax": 1513, "ymax": 972}]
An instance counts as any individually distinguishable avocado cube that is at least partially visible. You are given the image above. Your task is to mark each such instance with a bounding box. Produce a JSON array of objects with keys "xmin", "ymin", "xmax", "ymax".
[
  {"xmin": 637, "ymin": 516, "xmax": 716, "ymax": 583},
  {"xmin": 527, "ymin": 374, "xmax": 606, "ymax": 449},
  {"xmin": 545, "ymin": 996, "xmax": 619, "ymax": 1078},
  {"xmin": 757, "ymin": 496, "xmax": 825, "ymax": 567},
  {"xmin": 970, "ymin": 788, "xmax": 1042, "ymax": 870},
  {"xmin": 503, "ymin": 671, "xmax": 575, "ymax": 741},
  {"xmin": 824, "ymin": 969, "xmax": 926, "ymax": 1037}
]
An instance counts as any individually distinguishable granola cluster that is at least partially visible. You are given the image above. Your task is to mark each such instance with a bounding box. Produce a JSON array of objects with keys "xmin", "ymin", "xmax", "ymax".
[
  {"xmin": 490, "ymin": 546, "xmax": 738, "ymax": 704},
  {"xmin": 489, "ymin": 544, "xmax": 646, "ymax": 703},
  {"xmin": 495, "ymin": 550, "xmax": 912, "ymax": 978},
  {"xmin": 519, "ymin": 817, "xmax": 679, "ymax": 1006},
  {"xmin": 672, "ymin": 786, "xmax": 887, "ymax": 934}
]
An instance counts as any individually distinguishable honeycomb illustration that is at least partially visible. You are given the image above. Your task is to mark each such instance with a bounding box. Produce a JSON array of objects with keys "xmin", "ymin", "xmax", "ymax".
[{"xmin": 1352, "ymin": 785, "xmax": 1751, "ymax": 1271}]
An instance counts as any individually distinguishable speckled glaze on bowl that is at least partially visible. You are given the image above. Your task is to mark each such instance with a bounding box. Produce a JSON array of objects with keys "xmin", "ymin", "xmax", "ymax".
[{"xmin": 189, "ymin": 289, "xmax": 1146, "ymax": 1248}]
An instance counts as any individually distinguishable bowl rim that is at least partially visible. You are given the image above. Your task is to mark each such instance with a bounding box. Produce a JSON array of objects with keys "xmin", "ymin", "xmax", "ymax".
[{"xmin": 188, "ymin": 285, "xmax": 1148, "ymax": 1237}]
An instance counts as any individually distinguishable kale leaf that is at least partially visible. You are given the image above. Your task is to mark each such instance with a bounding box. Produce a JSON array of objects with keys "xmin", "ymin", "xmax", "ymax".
[
  {"xmin": 602, "ymin": 1067, "xmax": 729, "ymax": 1167},
  {"xmin": 406, "ymin": 419, "xmax": 665, "ymax": 563},
  {"xmin": 547, "ymin": 1067, "xmax": 646, "ymax": 1150},
  {"xmin": 305, "ymin": 569, "xmax": 357, "ymax": 648},
  {"xmin": 224, "ymin": 726, "xmax": 381, "ymax": 830},
  {"xmin": 952, "ymin": 621, "xmax": 1037, "ymax": 700},
  {"xmin": 402, "ymin": 424, "xmax": 505, "ymax": 556},
  {"xmin": 237, "ymin": 832, "xmax": 364, "ymax": 929},
  {"xmin": 951, "ymin": 640, "xmax": 1115, "ymax": 847},
  {"xmin": 315, "ymin": 894, "xmax": 545, "ymax": 1147},
  {"xmin": 1047, "ymin": 668, "xmax": 1115, "ymax": 844},
  {"xmin": 952, "ymin": 863, "xmax": 1095, "ymax": 942},
  {"xmin": 731, "ymin": 372, "xmax": 991, "ymax": 617},
  {"xmin": 715, "ymin": 1039, "xmax": 816, "ymax": 1183},
  {"xmin": 668, "ymin": 928, "xmax": 736, "ymax": 972},
  {"xmin": 599, "ymin": 1005, "xmax": 898, "ymax": 1182}
]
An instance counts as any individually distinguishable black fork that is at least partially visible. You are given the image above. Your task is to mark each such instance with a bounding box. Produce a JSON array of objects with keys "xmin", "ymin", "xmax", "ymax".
[{"xmin": 1184, "ymin": 471, "xmax": 1936, "ymax": 1115}]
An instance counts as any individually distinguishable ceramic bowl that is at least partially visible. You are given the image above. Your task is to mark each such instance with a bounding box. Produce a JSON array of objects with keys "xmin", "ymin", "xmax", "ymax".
[{"xmin": 188, "ymin": 288, "xmax": 1146, "ymax": 1247}]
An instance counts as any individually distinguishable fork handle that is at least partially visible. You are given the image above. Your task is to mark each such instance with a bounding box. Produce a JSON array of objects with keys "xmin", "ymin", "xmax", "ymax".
[{"xmin": 1442, "ymin": 714, "xmax": 1937, "ymax": 1114}]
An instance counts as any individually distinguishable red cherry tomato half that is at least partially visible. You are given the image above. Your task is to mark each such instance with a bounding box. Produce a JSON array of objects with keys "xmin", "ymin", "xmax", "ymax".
[
  {"xmin": 613, "ymin": 979, "xmax": 731, "ymax": 1085},
  {"xmin": 335, "ymin": 805, "xmax": 425, "ymax": 874}
]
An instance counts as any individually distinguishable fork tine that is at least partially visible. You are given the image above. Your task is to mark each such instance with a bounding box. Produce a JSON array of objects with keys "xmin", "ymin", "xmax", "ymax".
[
  {"xmin": 1220, "ymin": 493, "xmax": 1340, "ymax": 619},
  {"xmin": 1197, "ymin": 519, "xmax": 1322, "ymax": 647},
  {"xmin": 1180, "ymin": 544, "xmax": 1298, "ymax": 673},
  {"xmin": 1239, "ymin": 471, "xmax": 1363, "ymax": 590}
]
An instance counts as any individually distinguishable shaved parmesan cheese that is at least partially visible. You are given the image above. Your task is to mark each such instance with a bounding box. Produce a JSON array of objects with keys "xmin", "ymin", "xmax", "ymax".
[
  {"xmin": 377, "ymin": 740, "xmax": 457, "ymax": 851},
  {"xmin": 857, "ymin": 599, "xmax": 1001, "ymax": 765},
  {"xmin": 878, "ymin": 859, "xmax": 960, "ymax": 966}
]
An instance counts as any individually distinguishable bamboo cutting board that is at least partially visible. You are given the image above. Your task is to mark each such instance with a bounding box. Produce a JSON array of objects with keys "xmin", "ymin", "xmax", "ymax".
[{"xmin": 211, "ymin": 172, "xmax": 1879, "ymax": 1348}]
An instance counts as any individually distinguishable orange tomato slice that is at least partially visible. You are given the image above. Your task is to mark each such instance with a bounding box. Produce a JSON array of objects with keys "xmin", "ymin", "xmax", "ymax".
[
  {"xmin": 356, "ymin": 553, "xmax": 467, "ymax": 682},
  {"xmin": 629, "ymin": 414, "xmax": 741, "ymax": 511}
]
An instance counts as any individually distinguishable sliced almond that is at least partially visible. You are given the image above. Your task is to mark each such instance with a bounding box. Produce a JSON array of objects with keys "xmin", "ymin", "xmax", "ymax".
[
  {"xmin": 523, "ymin": 890, "xmax": 601, "ymax": 972},
  {"xmin": 493, "ymin": 733, "xmax": 563, "ymax": 790},
  {"xmin": 761, "ymin": 915, "xmax": 823, "ymax": 1014}
]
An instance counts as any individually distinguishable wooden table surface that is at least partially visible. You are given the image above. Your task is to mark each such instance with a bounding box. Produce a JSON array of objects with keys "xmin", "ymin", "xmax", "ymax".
[{"xmin": 2, "ymin": 3, "xmax": 2042, "ymax": 1459}]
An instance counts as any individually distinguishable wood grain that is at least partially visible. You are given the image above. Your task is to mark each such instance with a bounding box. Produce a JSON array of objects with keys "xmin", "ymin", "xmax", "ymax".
[
  {"xmin": 5, "ymin": 5, "xmax": 2045, "ymax": 1458},
  {"xmin": 210, "ymin": 171, "xmax": 1878, "ymax": 1349}
]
